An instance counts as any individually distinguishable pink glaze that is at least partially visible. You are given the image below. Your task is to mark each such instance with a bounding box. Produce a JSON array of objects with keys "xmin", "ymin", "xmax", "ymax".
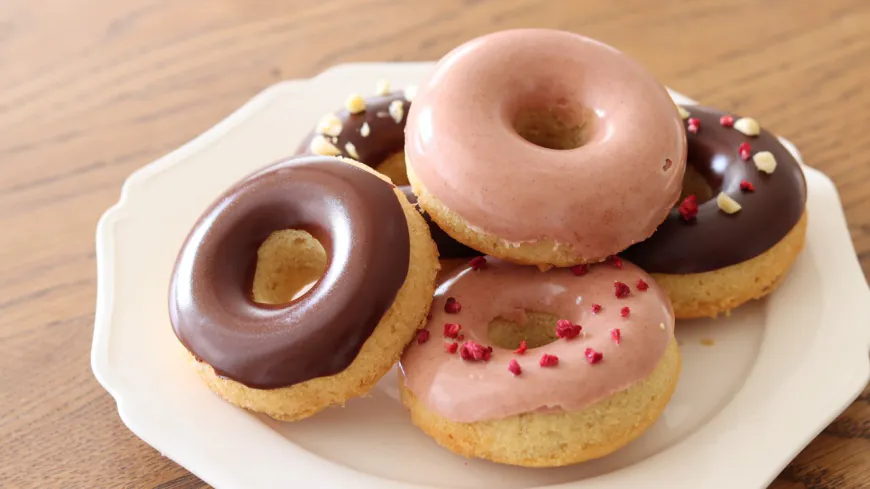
[
  {"xmin": 400, "ymin": 258, "xmax": 675, "ymax": 423},
  {"xmin": 405, "ymin": 29, "xmax": 687, "ymax": 259}
]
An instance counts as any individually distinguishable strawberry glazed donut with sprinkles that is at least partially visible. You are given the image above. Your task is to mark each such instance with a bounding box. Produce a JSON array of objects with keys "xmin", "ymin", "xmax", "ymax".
[
  {"xmin": 398, "ymin": 257, "xmax": 680, "ymax": 467},
  {"xmin": 404, "ymin": 28, "xmax": 687, "ymax": 267},
  {"xmin": 623, "ymin": 105, "xmax": 807, "ymax": 318}
]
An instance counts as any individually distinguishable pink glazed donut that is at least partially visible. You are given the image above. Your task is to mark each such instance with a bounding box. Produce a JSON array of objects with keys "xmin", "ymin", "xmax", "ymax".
[
  {"xmin": 405, "ymin": 29, "xmax": 687, "ymax": 267},
  {"xmin": 399, "ymin": 257, "xmax": 680, "ymax": 466}
]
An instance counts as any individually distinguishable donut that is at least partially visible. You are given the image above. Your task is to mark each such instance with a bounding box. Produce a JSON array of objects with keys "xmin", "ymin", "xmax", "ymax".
[
  {"xmin": 169, "ymin": 156, "xmax": 439, "ymax": 421},
  {"xmin": 623, "ymin": 106, "xmax": 808, "ymax": 318},
  {"xmin": 296, "ymin": 82, "xmax": 480, "ymax": 259},
  {"xmin": 405, "ymin": 29, "xmax": 687, "ymax": 267},
  {"xmin": 399, "ymin": 257, "xmax": 680, "ymax": 466},
  {"xmin": 296, "ymin": 85, "xmax": 413, "ymax": 185}
]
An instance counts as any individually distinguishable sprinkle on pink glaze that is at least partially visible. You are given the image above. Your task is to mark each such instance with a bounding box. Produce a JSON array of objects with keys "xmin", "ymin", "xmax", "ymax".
[
  {"xmin": 443, "ymin": 323, "xmax": 461, "ymax": 339},
  {"xmin": 614, "ymin": 281, "xmax": 631, "ymax": 298},
  {"xmin": 416, "ymin": 329, "xmax": 430, "ymax": 344},
  {"xmin": 555, "ymin": 319, "xmax": 582, "ymax": 339},
  {"xmin": 444, "ymin": 297, "xmax": 461, "ymax": 313},
  {"xmin": 508, "ymin": 359, "xmax": 522, "ymax": 376},
  {"xmin": 609, "ymin": 255, "xmax": 623, "ymax": 269},
  {"xmin": 399, "ymin": 258, "xmax": 675, "ymax": 423},
  {"xmin": 539, "ymin": 354, "xmax": 559, "ymax": 367},
  {"xmin": 459, "ymin": 341, "xmax": 492, "ymax": 362},
  {"xmin": 585, "ymin": 348, "xmax": 603, "ymax": 364},
  {"xmin": 571, "ymin": 264, "xmax": 589, "ymax": 276},
  {"xmin": 404, "ymin": 29, "xmax": 687, "ymax": 260}
]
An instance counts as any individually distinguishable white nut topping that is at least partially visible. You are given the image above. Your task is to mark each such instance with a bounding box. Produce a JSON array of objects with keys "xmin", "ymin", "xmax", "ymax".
[
  {"xmin": 753, "ymin": 151, "xmax": 777, "ymax": 173},
  {"xmin": 375, "ymin": 79, "xmax": 391, "ymax": 96},
  {"xmin": 345, "ymin": 93, "xmax": 366, "ymax": 114},
  {"xmin": 344, "ymin": 142, "xmax": 359, "ymax": 160},
  {"xmin": 388, "ymin": 100, "xmax": 404, "ymax": 124},
  {"xmin": 716, "ymin": 192, "xmax": 742, "ymax": 214},
  {"xmin": 734, "ymin": 117, "xmax": 761, "ymax": 136},
  {"xmin": 360, "ymin": 122, "xmax": 371, "ymax": 137},
  {"xmin": 659, "ymin": 323, "xmax": 666, "ymax": 330},
  {"xmin": 309, "ymin": 135, "xmax": 341, "ymax": 156},
  {"xmin": 677, "ymin": 106, "xmax": 691, "ymax": 120},
  {"xmin": 404, "ymin": 85, "xmax": 418, "ymax": 102},
  {"xmin": 315, "ymin": 113, "xmax": 342, "ymax": 137}
]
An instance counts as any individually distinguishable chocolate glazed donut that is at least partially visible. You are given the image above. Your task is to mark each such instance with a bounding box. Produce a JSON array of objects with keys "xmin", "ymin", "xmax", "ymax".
[
  {"xmin": 169, "ymin": 156, "xmax": 410, "ymax": 389},
  {"xmin": 623, "ymin": 105, "xmax": 807, "ymax": 273},
  {"xmin": 296, "ymin": 91, "xmax": 481, "ymax": 259},
  {"xmin": 297, "ymin": 92, "xmax": 410, "ymax": 166}
]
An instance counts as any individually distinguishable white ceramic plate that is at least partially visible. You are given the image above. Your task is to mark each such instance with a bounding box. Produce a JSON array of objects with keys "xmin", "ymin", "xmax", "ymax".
[{"xmin": 92, "ymin": 63, "xmax": 870, "ymax": 489}]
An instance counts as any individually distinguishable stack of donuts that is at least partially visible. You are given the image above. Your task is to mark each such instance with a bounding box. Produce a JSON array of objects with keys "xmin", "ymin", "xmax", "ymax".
[{"xmin": 168, "ymin": 29, "xmax": 807, "ymax": 467}]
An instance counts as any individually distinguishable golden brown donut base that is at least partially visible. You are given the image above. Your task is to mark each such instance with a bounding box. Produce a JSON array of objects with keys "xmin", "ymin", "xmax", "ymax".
[
  {"xmin": 408, "ymin": 158, "xmax": 621, "ymax": 268},
  {"xmin": 399, "ymin": 339, "xmax": 681, "ymax": 467},
  {"xmin": 187, "ymin": 160, "xmax": 440, "ymax": 421},
  {"xmin": 375, "ymin": 150, "xmax": 410, "ymax": 186},
  {"xmin": 654, "ymin": 211, "xmax": 807, "ymax": 319}
]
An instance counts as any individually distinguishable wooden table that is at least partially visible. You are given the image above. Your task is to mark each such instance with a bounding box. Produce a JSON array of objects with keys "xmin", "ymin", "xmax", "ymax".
[{"xmin": 2, "ymin": 0, "xmax": 869, "ymax": 487}]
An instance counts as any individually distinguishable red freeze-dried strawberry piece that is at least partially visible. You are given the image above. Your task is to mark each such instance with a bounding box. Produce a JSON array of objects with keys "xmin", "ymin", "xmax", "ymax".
[
  {"xmin": 508, "ymin": 359, "xmax": 522, "ymax": 376},
  {"xmin": 459, "ymin": 341, "xmax": 492, "ymax": 362},
  {"xmin": 687, "ymin": 117, "xmax": 700, "ymax": 134},
  {"xmin": 514, "ymin": 340, "xmax": 528, "ymax": 354},
  {"xmin": 591, "ymin": 303, "xmax": 602, "ymax": 314},
  {"xmin": 740, "ymin": 180, "xmax": 755, "ymax": 192},
  {"xmin": 443, "ymin": 323, "xmax": 461, "ymax": 338},
  {"xmin": 678, "ymin": 194, "xmax": 698, "ymax": 221},
  {"xmin": 555, "ymin": 319, "xmax": 582, "ymax": 339},
  {"xmin": 444, "ymin": 297, "xmax": 462, "ymax": 314},
  {"xmin": 469, "ymin": 256, "xmax": 487, "ymax": 270},
  {"xmin": 570, "ymin": 264, "xmax": 588, "ymax": 276},
  {"xmin": 585, "ymin": 348, "xmax": 603, "ymax": 364},
  {"xmin": 608, "ymin": 255, "xmax": 623, "ymax": 269},
  {"xmin": 621, "ymin": 306, "xmax": 630, "ymax": 318},
  {"xmin": 636, "ymin": 279, "xmax": 649, "ymax": 291},
  {"xmin": 719, "ymin": 115, "xmax": 735, "ymax": 127},
  {"xmin": 614, "ymin": 281, "xmax": 631, "ymax": 298},
  {"xmin": 416, "ymin": 329, "xmax": 430, "ymax": 344},
  {"xmin": 444, "ymin": 342, "xmax": 458, "ymax": 354},
  {"xmin": 610, "ymin": 328, "xmax": 621, "ymax": 345},
  {"xmin": 739, "ymin": 142, "xmax": 752, "ymax": 161},
  {"xmin": 539, "ymin": 354, "xmax": 559, "ymax": 367},
  {"xmin": 456, "ymin": 334, "xmax": 465, "ymax": 341}
]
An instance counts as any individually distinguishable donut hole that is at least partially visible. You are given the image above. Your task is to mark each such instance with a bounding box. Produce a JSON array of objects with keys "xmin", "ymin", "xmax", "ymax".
[
  {"xmin": 374, "ymin": 150, "xmax": 410, "ymax": 186},
  {"xmin": 251, "ymin": 229, "xmax": 328, "ymax": 304},
  {"xmin": 487, "ymin": 310, "xmax": 561, "ymax": 350},
  {"xmin": 512, "ymin": 105, "xmax": 596, "ymax": 150},
  {"xmin": 679, "ymin": 164, "xmax": 716, "ymax": 203}
]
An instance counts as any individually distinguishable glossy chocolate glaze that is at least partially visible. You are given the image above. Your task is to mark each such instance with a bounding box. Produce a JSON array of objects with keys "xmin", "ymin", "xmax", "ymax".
[
  {"xmin": 169, "ymin": 156, "xmax": 410, "ymax": 389},
  {"xmin": 296, "ymin": 91, "xmax": 410, "ymax": 165},
  {"xmin": 296, "ymin": 91, "xmax": 479, "ymax": 259},
  {"xmin": 623, "ymin": 106, "xmax": 807, "ymax": 274}
]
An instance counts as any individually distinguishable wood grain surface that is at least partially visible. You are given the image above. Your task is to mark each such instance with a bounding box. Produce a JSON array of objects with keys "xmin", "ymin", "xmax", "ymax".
[{"xmin": 1, "ymin": 0, "xmax": 869, "ymax": 487}]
